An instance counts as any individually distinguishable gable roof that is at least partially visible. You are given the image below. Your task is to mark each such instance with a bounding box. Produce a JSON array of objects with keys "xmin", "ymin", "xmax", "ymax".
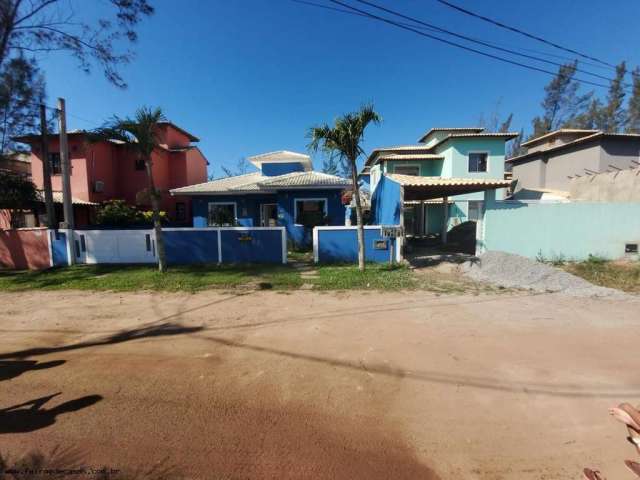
[
  {"xmin": 364, "ymin": 132, "xmax": 518, "ymax": 169},
  {"xmin": 520, "ymin": 129, "xmax": 597, "ymax": 148},
  {"xmin": 259, "ymin": 171, "xmax": 350, "ymax": 188},
  {"xmin": 170, "ymin": 170, "xmax": 350, "ymax": 195},
  {"xmin": 506, "ymin": 131, "xmax": 640, "ymax": 163}
]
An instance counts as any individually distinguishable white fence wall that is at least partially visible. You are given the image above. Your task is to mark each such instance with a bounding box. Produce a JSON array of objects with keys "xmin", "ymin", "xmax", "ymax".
[{"xmin": 74, "ymin": 230, "xmax": 156, "ymax": 264}]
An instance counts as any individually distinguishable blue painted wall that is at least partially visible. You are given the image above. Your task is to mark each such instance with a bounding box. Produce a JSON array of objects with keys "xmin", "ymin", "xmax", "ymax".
[
  {"xmin": 164, "ymin": 230, "xmax": 219, "ymax": 264},
  {"xmin": 276, "ymin": 189, "xmax": 345, "ymax": 246},
  {"xmin": 192, "ymin": 194, "xmax": 278, "ymax": 228},
  {"xmin": 316, "ymin": 228, "xmax": 398, "ymax": 263},
  {"xmin": 371, "ymin": 175, "xmax": 402, "ymax": 225},
  {"xmin": 220, "ymin": 229, "xmax": 283, "ymax": 263},
  {"xmin": 262, "ymin": 162, "xmax": 305, "ymax": 176},
  {"xmin": 50, "ymin": 230, "xmax": 68, "ymax": 266},
  {"xmin": 191, "ymin": 190, "xmax": 345, "ymax": 247}
]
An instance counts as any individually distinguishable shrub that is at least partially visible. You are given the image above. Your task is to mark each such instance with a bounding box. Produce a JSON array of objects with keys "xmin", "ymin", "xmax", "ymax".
[{"xmin": 96, "ymin": 200, "xmax": 167, "ymax": 227}]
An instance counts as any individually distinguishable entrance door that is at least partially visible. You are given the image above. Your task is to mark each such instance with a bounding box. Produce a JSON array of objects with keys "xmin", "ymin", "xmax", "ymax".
[
  {"xmin": 403, "ymin": 205, "xmax": 416, "ymax": 236},
  {"xmin": 261, "ymin": 204, "xmax": 278, "ymax": 227}
]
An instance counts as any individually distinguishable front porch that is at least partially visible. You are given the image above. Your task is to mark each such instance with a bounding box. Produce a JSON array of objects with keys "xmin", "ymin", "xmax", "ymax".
[
  {"xmin": 374, "ymin": 173, "xmax": 511, "ymax": 257},
  {"xmin": 189, "ymin": 190, "xmax": 347, "ymax": 247}
]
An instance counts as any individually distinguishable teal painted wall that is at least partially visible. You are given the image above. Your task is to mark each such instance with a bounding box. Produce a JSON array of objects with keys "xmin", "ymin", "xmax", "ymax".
[
  {"xmin": 423, "ymin": 202, "xmax": 467, "ymax": 234},
  {"xmin": 433, "ymin": 139, "xmax": 507, "ymax": 202},
  {"xmin": 483, "ymin": 197, "xmax": 640, "ymax": 260},
  {"xmin": 448, "ymin": 138, "xmax": 506, "ymax": 202},
  {"xmin": 384, "ymin": 159, "xmax": 443, "ymax": 176},
  {"xmin": 426, "ymin": 204, "xmax": 444, "ymax": 234}
]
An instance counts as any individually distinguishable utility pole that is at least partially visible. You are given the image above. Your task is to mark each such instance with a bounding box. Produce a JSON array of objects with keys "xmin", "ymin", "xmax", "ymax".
[
  {"xmin": 39, "ymin": 104, "xmax": 56, "ymax": 228},
  {"xmin": 58, "ymin": 97, "xmax": 75, "ymax": 264}
]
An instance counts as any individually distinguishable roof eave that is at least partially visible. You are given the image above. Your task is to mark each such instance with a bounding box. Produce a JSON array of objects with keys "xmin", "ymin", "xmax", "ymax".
[
  {"xmin": 170, "ymin": 190, "xmax": 277, "ymax": 196},
  {"xmin": 505, "ymin": 132, "xmax": 608, "ymax": 162}
]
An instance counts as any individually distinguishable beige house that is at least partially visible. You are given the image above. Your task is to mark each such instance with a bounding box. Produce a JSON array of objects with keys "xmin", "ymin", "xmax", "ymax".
[{"xmin": 507, "ymin": 129, "xmax": 640, "ymax": 196}]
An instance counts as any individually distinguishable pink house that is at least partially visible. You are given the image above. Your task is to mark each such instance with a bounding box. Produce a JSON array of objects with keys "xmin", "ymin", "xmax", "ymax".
[{"xmin": 9, "ymin": 122, "xmax": 208, "ymax": 227}]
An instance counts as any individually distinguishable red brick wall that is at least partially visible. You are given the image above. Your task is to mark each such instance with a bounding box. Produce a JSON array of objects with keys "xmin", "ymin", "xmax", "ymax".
[{"xmin": 0, "ymin": 228, "xmax": 51, "ymax": 270}]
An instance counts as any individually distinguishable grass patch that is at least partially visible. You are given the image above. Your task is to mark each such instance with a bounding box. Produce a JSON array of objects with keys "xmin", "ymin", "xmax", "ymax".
[
  {"xmin": 312, "ymin": 263, "xmax": 418, "ymax": 290},
  {"xmin": 0, "ymin": 261, "xmax": 499, "ymax": 294},
  {"xmin": 563, "ymin": 258, "xmax": 640, "ymax": 293},
  {"xmin": 0, "ymin": 264, "xmax": 302, "ymax": 293}
]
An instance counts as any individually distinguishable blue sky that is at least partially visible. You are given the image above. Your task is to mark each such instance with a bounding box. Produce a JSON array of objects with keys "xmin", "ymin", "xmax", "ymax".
[{"xmin": 37, "ymin": 0, "xmax": 640, "ymax": 176}]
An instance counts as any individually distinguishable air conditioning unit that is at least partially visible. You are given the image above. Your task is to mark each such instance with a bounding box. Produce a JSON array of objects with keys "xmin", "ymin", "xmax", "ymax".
[{"xmin": 94, "ymin": 180, "xmax": 104, "ymax": 193}]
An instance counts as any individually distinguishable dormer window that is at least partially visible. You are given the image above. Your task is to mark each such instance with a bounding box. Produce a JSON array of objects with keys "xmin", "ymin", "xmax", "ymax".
[{"xmin": 468, "ymin": 152, "xmax": 488, "ymax": 172}]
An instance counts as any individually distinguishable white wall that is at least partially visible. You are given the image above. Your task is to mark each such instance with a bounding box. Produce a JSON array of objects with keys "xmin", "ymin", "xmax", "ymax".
[{"xmin": 74, "ymin": 230, "xmax": 156, "ymax": 264}]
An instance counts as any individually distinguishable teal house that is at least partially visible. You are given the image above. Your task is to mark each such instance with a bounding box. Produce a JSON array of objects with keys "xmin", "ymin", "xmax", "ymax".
[{"xmin": 365, "ymin": 127, "xmax": 516, "ymax": 245}]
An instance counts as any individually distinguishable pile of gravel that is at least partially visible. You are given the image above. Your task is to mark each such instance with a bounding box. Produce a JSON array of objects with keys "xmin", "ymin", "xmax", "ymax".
[{"xmin": 461, "ymin": 251, "xmax": 627, "ymax": 298}]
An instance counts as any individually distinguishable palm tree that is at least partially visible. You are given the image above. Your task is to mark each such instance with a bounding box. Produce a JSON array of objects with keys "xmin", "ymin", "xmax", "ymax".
[
  {"xmin": 92, "ymin": 107, "xmax": 168, "ymax": 272},
  {"xmin": 308, "ymin": 104, "xmax": 381, "ymax": 271}
]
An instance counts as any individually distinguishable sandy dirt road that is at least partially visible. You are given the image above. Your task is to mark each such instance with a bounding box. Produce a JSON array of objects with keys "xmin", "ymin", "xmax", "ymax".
[{"xmin": 1, "ymin": 289, "xmax": 639, "ymax": 479}]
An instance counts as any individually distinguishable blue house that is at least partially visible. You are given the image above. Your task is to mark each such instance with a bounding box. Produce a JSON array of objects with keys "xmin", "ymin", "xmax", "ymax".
[{"xmin": 170, "ymin": 151, "xmax": 350, "ymax": 246}]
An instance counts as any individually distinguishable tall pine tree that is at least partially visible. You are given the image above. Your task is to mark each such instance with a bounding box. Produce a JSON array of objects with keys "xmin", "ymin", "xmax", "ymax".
[
  {"xmin": 0, "ymin": 56, "xmax": 45, "ymax": 153},
  {"xmin": 507, "ymin": 128, "xmax": 525, "ymax": 159},
  {"xmin": 626, "ymin": 67, "xmax": 640, "ymax": 133},
  {"xmin": 600, "ymin": 61, "xmax": 627, "ymax": 133},
  {"xmin": 570, "ymin": 98, "xmax": 603, "ymax": 130},
  {"xmin": 529, "ymin": 61, "xmax": 591, "ymax": 138}
]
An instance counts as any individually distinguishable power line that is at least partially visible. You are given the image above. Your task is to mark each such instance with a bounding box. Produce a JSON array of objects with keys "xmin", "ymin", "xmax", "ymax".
[
  {"xmin": 291, "ymin": 0, "xmax": 368, "ymax": 17},
  {"xmin": 321, "ymin": 0, "xmax": 613, "ymax": 90},
  {"xmin": 351, "ymin": 0, "xmax": 627, "ymax": 87},
  {"xmin": 27, "ymin": 101, "xmax": 101, "ymax": 128},
  {"xmin": 292, "ymin": 0, "xmax": 612, "ymax": 73},
  {"xmin": 433, "ymin": 0, "xmax": 615, "ymax": 68}
]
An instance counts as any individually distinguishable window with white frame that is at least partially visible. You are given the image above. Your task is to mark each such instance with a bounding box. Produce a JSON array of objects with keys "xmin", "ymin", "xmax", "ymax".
[
  {"xmin": 294, "ymin": 198, "xmax": 327, "ymax": 226},
  {"xmin": 394, "ymin": 165, "xmax": 420, "ymax": 176},
  {"xmin": 208, "ymin": 202, "xmax": 236, "ymax": 226},
  {"xmin": 468, "ymin": 152, "xmax": 488, "ymax": 172}
]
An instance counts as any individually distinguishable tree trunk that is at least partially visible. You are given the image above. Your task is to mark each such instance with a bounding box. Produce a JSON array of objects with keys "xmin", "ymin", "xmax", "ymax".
[
  {"xmin": 144, "ymin": 155, "xmax": 167, "ymax": 273},
  {"xmin": 349, "ymin": 157, "xmax": 365, "ymax": 271}
]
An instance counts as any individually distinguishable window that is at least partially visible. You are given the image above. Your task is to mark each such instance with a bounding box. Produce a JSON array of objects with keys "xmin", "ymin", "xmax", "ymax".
[
  {"xmin": 394, "ymin": 165, "xmax": 420, "ymax": 176},
  {"xmin": 135, "ymin": 157, "xmax": 146, "ymax": 171},
  {"xmin": 175, "ymin": 202, "xmax": 187, "ymax": 222},
  {"xmin": 294, "ymin": 199, "xmax": 327, "ymax": 226},
  {"xmin": 208, "ymin": 202, "xmax": 236, "ymax": 226},
  {"xmin": 468, "ymin": 152, "xmax": 488, "ymax": 173},
  {"xmin": 467, "ymin": 201, "xmax": 484, "ymax": 222},
  {"xmin": 48, "ymin": 153, "xmax": 61, "ymax": 175}
]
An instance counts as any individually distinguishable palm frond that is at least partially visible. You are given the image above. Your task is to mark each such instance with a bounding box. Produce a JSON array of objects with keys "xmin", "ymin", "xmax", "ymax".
[{"xmin": 89, "ymin": 106, "xmax": 166, "ymax": 156}]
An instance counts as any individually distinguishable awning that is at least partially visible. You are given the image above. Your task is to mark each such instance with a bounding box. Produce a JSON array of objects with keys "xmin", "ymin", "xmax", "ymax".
[
  {"xmin": 387, "ymin": 174, "xmax": 511, "ymax": 201},
  {"xmin": 36, "ymin": 191, "xmax": 98, "ymax": 206}
]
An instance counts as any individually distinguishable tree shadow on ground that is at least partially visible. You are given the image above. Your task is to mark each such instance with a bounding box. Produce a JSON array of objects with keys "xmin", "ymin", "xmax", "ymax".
[
  {"xmin": 0, "ymin": 393, "xmax": 102, "ymax": 434},
  {"xmin": 0, "ymin": 323, "xmax": 203, "ymax": 360},
  {"xmin": 0, "ymin": 360, "xmax": 65, "ymax": 382}
]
